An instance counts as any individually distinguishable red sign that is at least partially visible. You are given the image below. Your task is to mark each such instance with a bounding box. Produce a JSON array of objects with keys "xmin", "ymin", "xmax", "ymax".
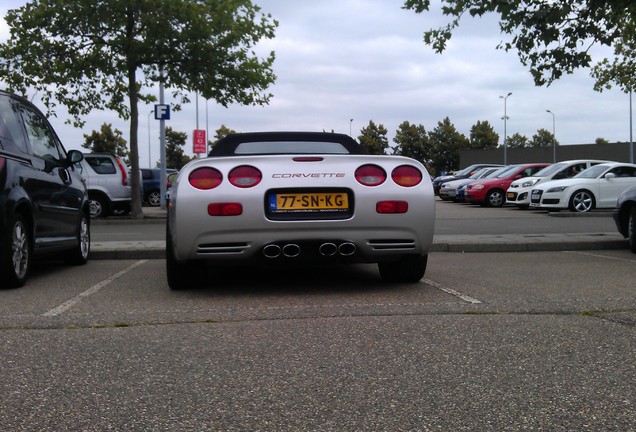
[{"xmin": 193, "ymin": 129, "xmax": 206, "ymax": 153}]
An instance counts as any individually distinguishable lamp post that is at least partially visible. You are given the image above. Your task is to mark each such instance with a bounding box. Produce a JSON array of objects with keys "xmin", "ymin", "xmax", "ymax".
[
  {"xmin": 500, "ymin": 92, "xmax": 512, "ymax": 165},
  {"xmin": 349, "ymin": 118, "xmax": 353, "ymax": 136},
  {"xmin": 147, "ymin": 110, "xmax": 153, "ymax": 168},
  {"xmin": 630, "ymin": 90, "xmax": 634, "ymax": 164},
  {"xmin": 546, "ymin": 109, "xmax": 556, "ymax": 163}
]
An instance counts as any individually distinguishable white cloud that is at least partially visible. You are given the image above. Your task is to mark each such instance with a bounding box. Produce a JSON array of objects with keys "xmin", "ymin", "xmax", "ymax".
[{"xmin": 1, "ymin": 0, "xmax": 632, "ymax": 168}]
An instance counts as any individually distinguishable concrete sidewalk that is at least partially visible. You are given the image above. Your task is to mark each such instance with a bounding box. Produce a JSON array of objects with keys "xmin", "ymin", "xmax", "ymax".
[{"xmin": 90, "ymin": 206, "xmax": 629, "ymax": 259}]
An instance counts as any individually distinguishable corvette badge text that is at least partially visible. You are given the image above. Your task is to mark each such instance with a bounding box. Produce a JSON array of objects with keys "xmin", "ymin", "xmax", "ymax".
[{"xmin": 272, "ymin": 173, "xmax": 345, "ymax": 178}]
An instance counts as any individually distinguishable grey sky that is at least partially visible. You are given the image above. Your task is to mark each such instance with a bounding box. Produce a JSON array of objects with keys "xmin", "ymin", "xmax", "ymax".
[{"xmin": 1, "ymin": 0, "xmax": 631, "ymax": 167}]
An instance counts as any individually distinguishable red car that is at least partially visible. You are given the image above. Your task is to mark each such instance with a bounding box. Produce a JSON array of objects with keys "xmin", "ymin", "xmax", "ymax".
[{"xmin": 465, "ymin": 163, "xmax": 550, "ymax": 207}]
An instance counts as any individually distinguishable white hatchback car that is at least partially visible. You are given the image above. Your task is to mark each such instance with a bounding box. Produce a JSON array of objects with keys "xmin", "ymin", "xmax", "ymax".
[
  {"xmin": 530, "ymin": 162, "xmax": 636, "ymax": 212},
  {"xmin": 506, "ymin": 159, "xmax": 609, "ymax": 208}
]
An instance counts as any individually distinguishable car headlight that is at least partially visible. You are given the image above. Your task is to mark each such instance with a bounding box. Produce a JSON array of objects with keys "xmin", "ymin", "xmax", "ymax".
[
  {"xmin": 522, "ymin": 179, "xmax": 539, "ymax": 187},
  {"xmin": 473, "ymin": 184, "xmax": 485, "ymax": 190},
  {"xmin": 547, "ymin": 186, "xmax": 568, "ymax": 193}
]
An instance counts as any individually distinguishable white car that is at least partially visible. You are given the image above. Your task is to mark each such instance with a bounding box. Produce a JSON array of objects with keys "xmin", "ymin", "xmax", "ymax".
[
  {"xmin": 529, "ymin": 162, "xmax": 636, "ymax": 212},
  {"xmin": 439, "ymin": 166, "xmax": 502, "ymax": 201},
  {"xmin": 166, "ymin": 132, "xmax": 436, "ymax": 289},
  {"xmin": 506, "ymin": 159, "xmax": 609, "ymax": 208}
]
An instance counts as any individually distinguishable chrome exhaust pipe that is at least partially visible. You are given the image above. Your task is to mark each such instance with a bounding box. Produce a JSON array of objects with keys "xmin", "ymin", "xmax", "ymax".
[
  {"xmin": 338, "ymin": 242, "xmax": 356, "ymax": 256},
  {"xmin": 319, "ymin": 242, "xmax": 338, "ymax": 256},
  {"xmin": 282, "ymin": 243, "xmax": 301, "ymax": 258},
  {"xmin": 263, "ymin": 244, "xmax": 281, "ymax": 259}
]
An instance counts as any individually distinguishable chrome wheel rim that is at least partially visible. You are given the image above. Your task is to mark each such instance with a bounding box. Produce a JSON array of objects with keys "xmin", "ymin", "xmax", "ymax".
[
  {"xmin": 79, "ymin": 216, "xmax": 90, "ymax": 259},
  {"xmin": 89, "ymin": 199, "xmax": 102, "ymax": 217},
  {"xmin": 11, "ymin": 220, "xmax": 29, "ymax": 279},
  {"xmin": 572, "ymin": 192, "xmax": 593, "ymax": 212},
  {"xmin": 148, "ymin": 191, "xmax": 161, "ymax": 206},
  {"xmin": 489, "ymin": 192, "xmax": 503, "ymax": 207}
]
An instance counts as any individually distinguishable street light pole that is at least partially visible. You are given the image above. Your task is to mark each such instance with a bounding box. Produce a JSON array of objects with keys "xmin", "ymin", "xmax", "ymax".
[
  {"xmin": 147, "ymin": 110, "xmax": 153, "ymax": 168},
  {"xmin": 546, "ymin": 109, "xmax": 556, "ymax": 163},
  {"xmin": 500, "ymin": 92, "xmax": 512, "ymax": 165}
]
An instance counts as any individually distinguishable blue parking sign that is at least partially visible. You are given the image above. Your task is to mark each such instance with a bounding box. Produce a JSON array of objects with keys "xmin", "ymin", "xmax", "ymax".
[{"xmin": 154, "ymin": 104, "xmax": 170, "ymax": 120}]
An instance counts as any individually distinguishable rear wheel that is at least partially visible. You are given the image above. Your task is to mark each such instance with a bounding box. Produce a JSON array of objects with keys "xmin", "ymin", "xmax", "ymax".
[
  {"xmin": 147, "ymin": 189, "xmax": 161, "ymax": 207},
  {"xmin": 166, "ymin": 224, "xmax": 204, "ymax": 290},
  {"xmin": 378, "ymin": 255, "xmax": 428, "ymax": 283},
  {"xmin": 569, "ymin": 190, "xmax": 594, "ymax": 212},
  {"xmin": 629, "ymin": 205, "xmax": 636, "ymax": 253},
  {"xmin": 89, "ymin": 194, "xmax": 109, "ymax": 218},
  {"xmin": 65, "ymin": 213, "xmax": 90, "ymax": 265},
  {"xmin": 0, "ymin": 214, "xmax": 31, "ymax": 289}
]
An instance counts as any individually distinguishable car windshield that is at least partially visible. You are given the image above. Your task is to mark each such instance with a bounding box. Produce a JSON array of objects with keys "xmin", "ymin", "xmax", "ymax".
[
  {"xmin": 468, "ymin": 168, "xmax": 489, "ymax": 179},
  {"xmin": 495, "ymin": 165, "xmax": 520, "ymax": 178},
  {"xmin": 234, "ymin": 140, "xmax": 350, "ymax": 155},
  {"xmin": 481, "ymin": 167, "xmax": 506, "ymax": 178},
  {"xmin": 532, "ymin": 162, "xmax": 566, "ymax": 177},
  {"xmin": 576, "ymin": 164, "xmax": 608, "ymax": 179}
]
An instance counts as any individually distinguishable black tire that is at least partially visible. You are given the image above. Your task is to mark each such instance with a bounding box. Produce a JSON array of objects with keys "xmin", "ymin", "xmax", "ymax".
[
  {"xmin": 629, "ymin": 205, "xmax": 636, "ymax": 254},
  {"xmin": 166, "ymin": 224, "xmax": 204, "ymax": 290},
  {"xmin": 88, "ymin": 194, "xmax": 110, "ymax": 218},
  {"xmin": 0, "ymin": 214, "xmax": 31, "ymax": 289},
  {"xmin": 64, "ymin": 213, "xmax": 90, "ymax": 265},
  {"xmin": 378, "ymin": 255, "xmax": 428, "ymax": 283},
  {"xmin": 569, "ymin": 190, "xmax": 594, "ymax": 213},
  {"xmin": 147, "ymin": 190, "xmax": 161, "ymax": 207},
  {"xmin": 486, "ymin": 189, "xmax": 505, "ymax": 207}
]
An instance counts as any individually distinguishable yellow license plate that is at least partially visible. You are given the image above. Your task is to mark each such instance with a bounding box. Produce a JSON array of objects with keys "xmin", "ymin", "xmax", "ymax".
[{"xmin": 275, "ymin": 192, "xmax": 349, "ymax": 211}]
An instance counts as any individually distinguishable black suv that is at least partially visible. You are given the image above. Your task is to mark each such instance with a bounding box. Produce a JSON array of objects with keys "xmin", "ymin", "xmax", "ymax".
[{"xmin": 0, "ymin": 90, "xmax": 90, "ymax": 288}]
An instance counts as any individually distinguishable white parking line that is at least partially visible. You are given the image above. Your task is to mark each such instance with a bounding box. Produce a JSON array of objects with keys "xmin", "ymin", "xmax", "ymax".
[
  {"xmin": 423, "ymin": 279, "xmax": 483, "ymax": 304},
  {"xmin": 564, "ymin": 251, "xmax": 636, "ymax": 263},
  {"xmin": 42, "ymin": 260, "xmax": 148, "ymax": 317}
]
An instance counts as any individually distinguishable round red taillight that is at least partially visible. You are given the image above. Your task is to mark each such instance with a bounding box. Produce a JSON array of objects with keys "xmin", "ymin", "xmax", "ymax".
[
  {"xmin": 189, "ymin": 167, "xmax": 222, "ymax": 190},
  {"xmin": 228, "ymin": 165, "xmax": 262, "ymax": 188},
  {"xmin": 355, "ymin": 164, "xmax": 386, "ymax": 186},
  {"xmin": 392, "ymin": 165, "xmax": 422, "ymax": 187}
]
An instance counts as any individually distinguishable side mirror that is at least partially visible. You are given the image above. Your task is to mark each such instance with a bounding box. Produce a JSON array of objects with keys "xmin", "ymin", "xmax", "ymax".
[
  {"xmin": 604, "ymin": 172, "xmax": 616, "ymax": 179},
  {"xmin": 66, "ymin": 149, "xmax": 84, "ymax": 166}
]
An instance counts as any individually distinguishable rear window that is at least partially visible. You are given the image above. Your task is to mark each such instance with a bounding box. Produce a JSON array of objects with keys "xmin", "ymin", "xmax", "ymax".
[
  {"xmin": 86, "ymin": 156, "xmax": 116, "ymax": 174},
  {"xmin": 234, "ymin": 140, "xmax": 350, "ymax": 155},
  {"xmin": 0, "ymin": 95, "xmax": 28, "ymax": 154}
]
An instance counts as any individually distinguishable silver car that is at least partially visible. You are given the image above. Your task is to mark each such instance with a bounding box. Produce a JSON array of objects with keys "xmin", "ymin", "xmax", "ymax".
[{"xmin": 166, "ymin": 132, "xmax": 436, "ymax": 289}]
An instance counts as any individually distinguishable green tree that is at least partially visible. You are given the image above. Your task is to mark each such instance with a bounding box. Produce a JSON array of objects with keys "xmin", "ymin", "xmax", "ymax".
[
  {"xmin": 592, "ymin": 20, "xmax": 636, "ymax": 92},
  {"xmin": 469, "ymin": 120, "xmax": 499, "ymax": 149},
  {"xmin": 163, "ymin": 127, "xmax": 192, "ymax": 170},
  {"xmin": 358, "ymin": 121, "xmax": 389, "ymax": 155},
  {"xmin": 0, "ymin": 0, "xmax": 277, "ymax": 218},
  {"xmin": 392, "ymin": 121, "xmax": 430, "ymax": 164},
  {"xmin": 82, "ymin": 123, "xmax": 129, "ymax": 161},
  {"xmin": 530, "ymin": 128, "xmax": 558, "ymax": 148},
  {"xmin": 506, "ymin": 133, "xmax": 528, "ymax": 149},
  {"xmin": 210, "ymin": 125, "xmax": 238, "ymax": 151},
  {"xmin": 427, "ymin": 117, "xmax": 469, "ymax": 175},
  {"xmin": 595, "ymin": 137, "xmax": 610, "ymax": 145},
  {"xmin": 403, "ymin": 0, "xmax": 636, "ymax": 89}
]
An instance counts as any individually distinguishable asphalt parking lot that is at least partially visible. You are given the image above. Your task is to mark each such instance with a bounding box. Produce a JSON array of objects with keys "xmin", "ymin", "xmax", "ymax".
[{"xmin": 1, "ymin": 201, "xmax": 634, "ymax": 431}]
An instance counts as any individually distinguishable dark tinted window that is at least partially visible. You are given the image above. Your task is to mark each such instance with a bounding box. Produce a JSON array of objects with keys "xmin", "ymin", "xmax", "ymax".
[
  {"xmin": 20, "ymin": 105, "xmax": 62, "ymax": 161},
  {"xmin": 0, "ymin": 95, "xmax": 28, "ymax": 153},
  {"xmin": 86, "ymin": 156, "xmax": 116, "ymax": 174}
]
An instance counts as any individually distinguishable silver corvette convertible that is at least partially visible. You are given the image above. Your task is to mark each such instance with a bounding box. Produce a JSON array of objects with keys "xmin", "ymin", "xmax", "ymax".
[{"xmin": 166, "ymin": 132, "xmax": 435, "ymax": 289}]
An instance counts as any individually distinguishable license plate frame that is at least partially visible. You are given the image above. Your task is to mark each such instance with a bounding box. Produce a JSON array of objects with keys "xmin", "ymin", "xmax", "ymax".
[{"xmin": 266, "ymin": 189, "xmax": 353, "ymax": 220}]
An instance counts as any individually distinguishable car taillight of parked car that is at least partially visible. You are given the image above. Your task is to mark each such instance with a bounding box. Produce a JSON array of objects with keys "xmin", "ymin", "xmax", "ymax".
[
  {"xmin": 355, "ymin": 164, "xmax": 386, "ymax": 186},
  {"xmin": 392, "ymin": 165, "xmax": 422, "ymax": 187},
  {"xmin": 228, "ymin": 165, "xmax": 262, "ymax": 188},
  {"xmin": 189, "ymin": 167, "xmax": 223, "ymax": 190},
  {"xmin": 114, "ymin": 156, "xmax": 128, "ymax": 186}
]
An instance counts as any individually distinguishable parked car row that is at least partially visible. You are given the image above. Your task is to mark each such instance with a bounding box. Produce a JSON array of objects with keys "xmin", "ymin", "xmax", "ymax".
[
  {"xmin": 434, "ymin": 159, "xmax": 636, "ymax": 254},
  {"xmin": 435, "ymin": 159, "xmax": 636, "ymax": 212}
]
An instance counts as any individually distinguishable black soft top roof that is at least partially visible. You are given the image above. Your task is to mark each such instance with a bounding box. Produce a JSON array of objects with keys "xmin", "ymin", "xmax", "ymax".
[{"xmin": 209, "ymin": 131, "xmax": 365, "ymax": 156}]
